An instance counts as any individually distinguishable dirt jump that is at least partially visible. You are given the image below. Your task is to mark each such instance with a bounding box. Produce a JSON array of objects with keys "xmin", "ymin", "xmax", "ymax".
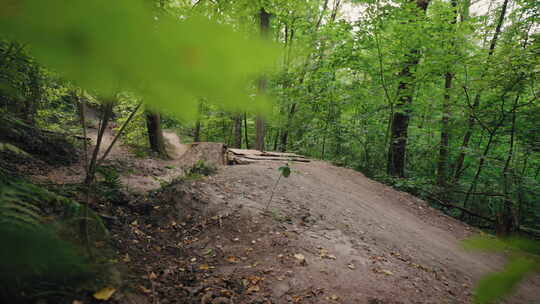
[{"xmin": 32, "ymin": 131, "xmax": 539, "ymax": 303}]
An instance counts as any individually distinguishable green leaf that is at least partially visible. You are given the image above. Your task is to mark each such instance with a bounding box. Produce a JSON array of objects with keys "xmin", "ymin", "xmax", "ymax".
[
  {"xmin": 462, "ymin": 235, "xmax": 509, "ymax": 252},
  {"xmin": 0, "ymin": 0, "xmax": 279, "ymax": 121},
  {"xmin": 474, "ymin": 257, "xmax": 539, "ymax": 304},
  {"xmin": 278, "ymin": 165, "xmax": 291, "ymax": 178},
  {"xmin": 463, "ymin": 236, "xmax": 540, "ymax": 255}
]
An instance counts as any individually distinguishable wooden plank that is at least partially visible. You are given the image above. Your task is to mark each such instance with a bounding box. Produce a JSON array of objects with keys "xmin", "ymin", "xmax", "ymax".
[
  {"xmin": 241, "ymin": 155, "xmax": 310, "ymax": 162},
  {"xmin": 228, "ymin": 148, "xmax": 263, "ymax": 155},
  {"xmin": 227, "ymin": 148, "xmax": 305, "ymax": 159}
]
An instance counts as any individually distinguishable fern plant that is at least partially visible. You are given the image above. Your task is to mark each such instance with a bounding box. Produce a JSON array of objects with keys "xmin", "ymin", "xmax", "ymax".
[{"xmin": 0, "ymin": 178, "xmax": 97, "ymax": 302}]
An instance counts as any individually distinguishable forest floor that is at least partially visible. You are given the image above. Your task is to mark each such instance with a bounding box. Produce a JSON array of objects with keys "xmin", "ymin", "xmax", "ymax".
[{"xmin": 29, "ymin": 128, "xmax": 540, "ymax": 304}]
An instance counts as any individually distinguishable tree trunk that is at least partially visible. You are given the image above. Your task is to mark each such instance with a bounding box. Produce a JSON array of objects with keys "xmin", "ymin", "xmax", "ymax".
[
  {"xmin": 243, "ymin": 112, "xmax": 250, "ymax": 149},
  {"xmin": 453, "ymin": 0, "xmax": 509, "ymax": 182},
  {"xmin": 255, "ymin": 7, "xmax": 271, "ymax": 152},
  {"xmin": 280, "ymin": 103, "xmax": 297, "ymax": 152},
  {"xmin": 497, "ymin": 96, "xmax": 519, "ymax": 236},
  {"xmin": 387, "ymin": 54, "xmax": 420, "ymax": 177},
  {"xmin": 386, "ymin": 0, "xmax": 430, "ymax": 178},
  {"xmin": 437, "ymin": 0, "xmax": 458, "ymax": 187},
  {"xmin": 233, "ymin": 113, "xmax": 242, "ymax": 148},
  {"xmin": 146, "ymin": 111, "xmax": 169, "ymax": 158},
  {"xmin": 273, "ymin": 129, "xmax": 279, "ymax": 151},
  {"xmin": 24, "ymin": 65, "xmax": 40, "ymax": 125},
  {"xmin": 194, "ymin": 119, "xmax": 201, "ymax": 142},
  {"xmin": 255, "ymin": 114, "xmax": 265, "ymax": 151}
]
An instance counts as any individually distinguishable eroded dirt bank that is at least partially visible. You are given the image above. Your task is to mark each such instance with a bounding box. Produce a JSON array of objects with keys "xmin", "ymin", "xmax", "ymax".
[{"xmin": 107, "ymin": 159, "xmax": 539, "ymax": 304}]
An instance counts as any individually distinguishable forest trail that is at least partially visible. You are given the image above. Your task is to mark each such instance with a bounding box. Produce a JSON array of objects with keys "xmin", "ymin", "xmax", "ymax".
[
  {"xmin": 184, "ymin": 160, "xmax": 539, "ymax": 304},
  {"xmin": 33, "ymin": 130, "xmax": 539, "ymax": 303}
]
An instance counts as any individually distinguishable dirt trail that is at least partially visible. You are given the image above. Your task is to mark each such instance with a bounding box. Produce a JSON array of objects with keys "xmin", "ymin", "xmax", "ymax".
[
  {"xmin": 189, "ymin": 161, "xmax": 539, "ymax": 304},
  {"xmin": 31, "ymin": 127, "xmax": 539, "ymax": 303},
  {"xmin": 33, "ymin": 127, "xmax": 189, "ymax": 192}
]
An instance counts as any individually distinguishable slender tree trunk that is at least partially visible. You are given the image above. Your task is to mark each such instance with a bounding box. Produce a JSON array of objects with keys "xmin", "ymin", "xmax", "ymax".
[
  {"xmin": 387, "ymin": 0, "xmax": 430, "ymax": 178},
  {"xmin": 255, "ymin": 7, "xmax": 271, "ymax": 152},
  {"xmin": 280, "ymin": 103, "xmax": 297, "ymax": 152},
  {"xmin": 243, "ymin": 112, "xmax": 250, "ymax": 149},
  {"xmin": 273, "ymin": 129, "xmax": 279, "ymax": 151},
  {"xmin": 233, "ymin": 113, "xmax": 242, "ymax": 148},
  {"xmin": 453, "ymin": 0, "xmax": 509, "ymax": 181},
  {"xmin": 498, "ymin": 96, "xmax": 519, "ymax": 235},
  {"xmin": 255, "ymin": 114, "xmax": 265, "ymax": 151},
  {"xmin": 24, "ymin": 65, "xmax": 40, "ymax": 125},
  {"xmin": 194, "ymin": 120, "xmax": 201, "ymax": 142},
  {"xmin": 146, "ymin": 111, "xmax": 169, "ymax": 158},
  {"xmin": 437, "ymin": 0, "xmax": 458, "ymax": 187},
  {"xmin": 461, "ymin": 131, "xmax": 496, "ymax": 217}
]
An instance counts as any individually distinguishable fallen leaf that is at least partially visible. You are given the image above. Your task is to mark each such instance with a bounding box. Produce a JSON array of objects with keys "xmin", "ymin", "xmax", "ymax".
[
  {"xmin": 247, "ymin": 285, "xmax": 260, "ymax": 293},
  {"xmin": 382, "ymin": 270, "xmax": 393, "ymax": 276},
  {"xmin": 248, "ymin": 275, "xmax": 263, "ymax": 284},
  {"xmin": 93, "ymin": 287, "xmax": 116, "ymax": 300},
  {"xmin": 148, "ymin": 272, "xmax": 157, "ymax": 280},
  {"xmin": 329, "ymin": 294, "xmax": 339, "ymax": 301},
  {"xmin": 138, "ymin": 285, "xmax": 151, "ymax": 294},
  {"xmin": 226, "ymin": 256, "xmax": 238, "ymax": 263},
  {"xmin": 347, "ymin": 263, "xmax": 356, "ymax": 270},
  {"xmin": 294, "ymin": 253, "xmax": 306, "ymax": 264},
  {"xmin": 199, "ymin": 264, "xmax": 210, "ymax": 270}
]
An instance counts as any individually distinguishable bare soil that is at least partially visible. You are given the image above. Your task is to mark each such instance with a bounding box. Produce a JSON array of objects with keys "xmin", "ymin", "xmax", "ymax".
[
  {"xmin": 170, "ymin": 161, "xmax": 540, "ymax": 304},
  {"xmin": 29, "ymin": 130, "xmax": 540, "ymax": 304}
]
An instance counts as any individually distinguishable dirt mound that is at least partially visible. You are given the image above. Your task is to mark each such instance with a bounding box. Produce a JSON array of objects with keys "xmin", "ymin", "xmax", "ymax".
[
  {"xmin": 178, "ymin": 142, "xmax": 227, "ymax": 168},
  {"xmin": 0, "ymin": 115, "xmax": 79, "ymax": 165},
  {"xmin": 163, "ymin": 131, "xmax": 188, "ymax": 159}
]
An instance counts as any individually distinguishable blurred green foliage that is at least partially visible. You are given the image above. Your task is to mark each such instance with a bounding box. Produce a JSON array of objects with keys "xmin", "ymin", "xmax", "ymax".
[
  {"xmin": 463, "ymin": 235, "xmax": 540, "ymax": 304},
  {"xmin": 0, "ymin": 0, "xmax": 279, "ymax": 120}
]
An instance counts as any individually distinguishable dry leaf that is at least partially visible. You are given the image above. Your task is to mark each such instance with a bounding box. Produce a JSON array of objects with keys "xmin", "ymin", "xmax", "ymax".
[
  {"xmin": 382, "ymin": 270, "xmax": 393, "ymax": 276},
  {"xmin": 199, "ymin": 264, "xmax": 210, "ymax": 270},
  {"xmin": 148, "ymin": 272, "xmax": 157, "ymax": 280},
  {"xmin": 226, "ymin": 256, "xmax": 238, "ymax": 263},
  {"xmin": 93, "ymin": 287, "xmax": 116, "ymax": 300},
  {"xmin": 138, "ymin": 285, "xmax": 151, "ymax": 294},
  {"xmin": 247, "ymin": 285, "xmax": 260, "ymax": 293},
  {"xmin": 347, "ymin": 263, "xmax": 356, "ymax": 270},
  {"xmin": 294, "ymin": 253, "xmax": 306, "ymax": 265}
]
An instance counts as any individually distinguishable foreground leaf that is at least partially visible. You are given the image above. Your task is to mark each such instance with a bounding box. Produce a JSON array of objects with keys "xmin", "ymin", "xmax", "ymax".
[
  {"xmin": 93, "ymin": 287, "xmax": 116, "ymax": 300},
  {"xmin": 474, "ymin": 257, "xmax": 538, "ymax": 304}
]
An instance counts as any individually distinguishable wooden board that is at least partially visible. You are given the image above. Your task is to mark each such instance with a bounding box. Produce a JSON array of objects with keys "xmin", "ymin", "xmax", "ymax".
[
  {"xmin": 228, "ymin": 148, "xmax": 306, "ymax": 159},
  {"xmin": 226, "ymin": 149, "xmax": 310, "ymax": 164}
]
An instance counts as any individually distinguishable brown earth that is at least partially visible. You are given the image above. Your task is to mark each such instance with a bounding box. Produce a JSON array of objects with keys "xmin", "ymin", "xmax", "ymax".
[
  {"xmin": 28, "ymin": 129, "xmax": 540, "ymax": 304},
  {"xmin": 159, "ymin": 161, "xmax": 539, "ymax": 304}
]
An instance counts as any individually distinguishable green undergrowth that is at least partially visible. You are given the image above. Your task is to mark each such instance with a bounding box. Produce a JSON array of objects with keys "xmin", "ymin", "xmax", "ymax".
[{"xmin": 0, "ymin": 169, "xmax": 114, "ymax": 303}]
